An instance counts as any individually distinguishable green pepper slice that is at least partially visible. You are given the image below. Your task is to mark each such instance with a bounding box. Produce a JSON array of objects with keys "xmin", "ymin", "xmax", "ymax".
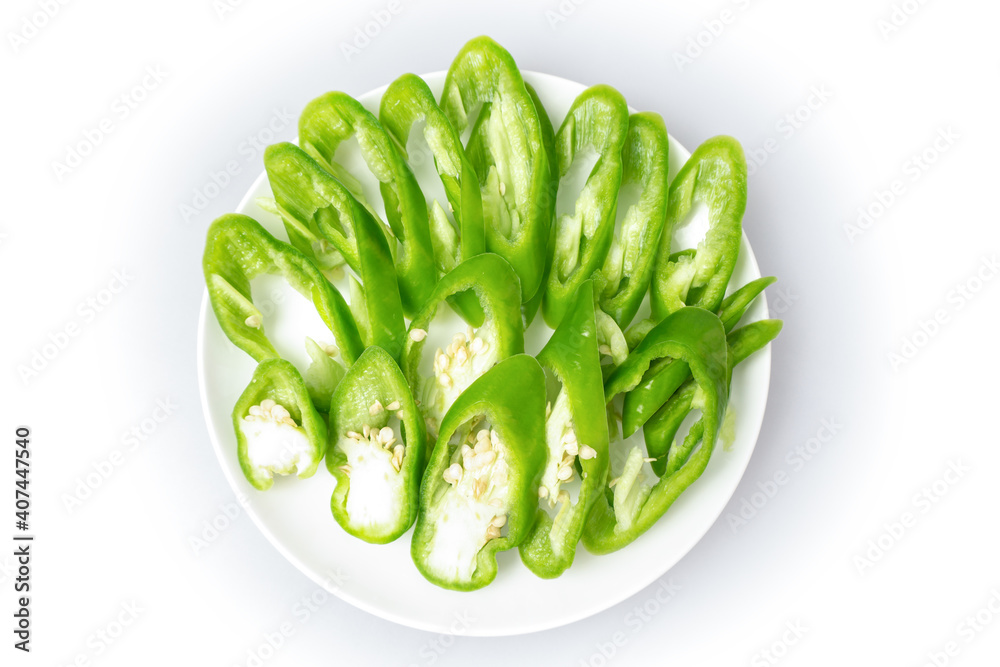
[
  {"xmin": 326, "ymin": 346, "xmax": 426, "ymax": 543},
  {"xmin": 644, "ymin": 318, "xmax": 782, "ymax": 477},
  {"xmin": 542, "ymin": 84, "xmax": 629, "ymax": 328},
  {"xmin": 232, "ymin": 359, "xmax": 327, "ymax": 491},
  {"xmin": 584, "ymin": 307, "xmax": 729, "ymax": 554},
  {"xmin": 597, "ymin": 112, "xmax": 670, "ymax": 329},
  {"xmin": 401, "ymin": 253, "xmax": 525, "ymax": 441},
  {"xmin": 411, "ymin": 354, "xmax": 547, "ymax": 591},
  {"xmin": 519, "ymin": 281, "xmax": 610, "ymax": 578},
  {"xmin": 621, "ymin": 276, "xmax": 776, "ymax": 438},
  {"xmin": 440, "ymin": 36, "xmax": 553, "ymax": 303},
  {"xmin": 650, "ymin": 136, "xmax": 747, "ymax": 321},
  {"xmin": 299, "ymin": 91, "xmax": 436, "ymax": 315},
  {"xmin": 203, "ymin": 213, "xmax": 364, "ymax": 366}
]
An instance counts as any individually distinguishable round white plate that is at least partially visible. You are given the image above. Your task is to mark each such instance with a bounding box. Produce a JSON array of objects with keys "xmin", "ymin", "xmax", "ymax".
[{"xmin": 197, "ymin": 71, "xmax": 771, "ymax": 636}]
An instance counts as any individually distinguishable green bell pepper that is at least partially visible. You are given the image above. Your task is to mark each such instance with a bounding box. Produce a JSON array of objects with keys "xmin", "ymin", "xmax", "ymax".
[
  {"xmin": 650, "ymin": 135, "xmax": 746, "ymax": 321},
  {"xmin": 440, "ymin": 36, "xmax": 553, "ymax": 303},
  {"xmin": 621, "ymin": 275, "xmax": 776, "ymax": 438},
  {"xmin": 326, "ymin": 346, "xmax": 426, "ymax": 543},
  {"xmin": 644, "ymin": 318, "xmax": 782, "ymax": 477},
  {"xmin": 203, "ymin": 213, "xmax": 364, "ymax": 366},
  {"xmin": 411, "ymin": 354, "xmax": 547, "ymax": 591},
  {"xmin": 597, "ymin": 112, "xmax": 670, "ymax": 329},
  {"xmin": 401, "ymin": 253, "xmax": 525, "ymax": 440},
  {"xmin": 232, "ymin": 359, "xmax": 327, "ymax": 491},
  {"xmin": 543, "ymin": 84, "xmax": 629, "ymax": 328},
  {"xmin": 519, "ymin": 281, "xmax": 609, "ymax": 578},
  {"xmin": 584, "ymin": 307, "xmax": 729, "ymax": 554},
  {"xmin": 299, "ymin": 91, "xmax": 436, "ymax": 316}
]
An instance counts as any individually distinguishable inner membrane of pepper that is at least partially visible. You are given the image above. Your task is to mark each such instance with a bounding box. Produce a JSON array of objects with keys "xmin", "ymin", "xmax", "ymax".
[
  {"xmin": 424, "ymin": 416, "xmax": 510, "ymax": 584},
  {"xmin": 239, "ymin": 398, "xmax": 317, "ymax": 483},
  {"xmin": 333, "ymin": 404, "xmax": 407, "ymax": 532},
  {"xmin": 419, "ymin": 319, "xmax": 500, "ymax": 439}
]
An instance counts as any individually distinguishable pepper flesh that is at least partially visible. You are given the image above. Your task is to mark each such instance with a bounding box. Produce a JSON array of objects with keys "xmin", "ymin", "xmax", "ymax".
[
  {"xmin": 203, "ymin": 213, "xmax": 364, "ymax": 365},
  {"xmin": 584, "ymin": 307, "xmax": 729, "ymax": 554},
  {"xmin": 440, "ymin": 36, "xmax": 553, "ymax": 303},
  {"xmin": 519, "ymin": 281, "xmax": 610, "ymax": 578},
  {"xmin": 299, "ymin": 91, "xmax": 436, "ymax": 316},
  {"xmin": 327, "ymin": 346, "xmax": 426, "ymax": 544},
  {"xmin": 650, "ymin": 135, "xmax": 747, "ymax": 321},
  {"xmin": 597, "ymin": 112, "xmax": 670, "ymax": 329},
  {"xmin": 400, "ymin": 253, "xmax": 525, "ymax": 441},
  {"xmin": 232, "ymin": 359, "xmax": 327, "ymax": 491},
  {"xmin": 543, "ymin": 85, "xmax": 630, "ymax": 328},
  {"xmin": 411, "ymin": 354, "xmax": 547, "ymax": 591}
]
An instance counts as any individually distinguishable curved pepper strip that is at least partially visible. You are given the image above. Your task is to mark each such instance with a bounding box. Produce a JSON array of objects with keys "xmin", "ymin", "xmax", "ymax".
[
  {"xmin": 440, "ymin": 36, "xmax": 553, "ymax": 303},
  {"xmin": 519, "ymin": 81, "xmax": 559, "ymax": 328},
  {"xmin": 520, "ymin": 281, "xmax": 610, "ymax": 578},
  {"xmin": 621, "ymin": 275, "xmax": 776, "ymax": 437},
  {"xmin": 543, "ymin": 84, "xmax": 629, "ymax": 328},
  {"xmin": 232, "ymin": 359, "xmax": 327, "ymax": 491},
  {"xmin": 299, "ymin": 92, "xmax": 436, "ymax": 315},
  {"xmin": 584, "ymin": 307, "xmax": 728, "ymax": 554},
  {"xmin": 327, "ymin": 346, "xmax": 426, "ymax": 543},
  {"xmin": 400, "ymin": 253, "xmax": 525, "ymax": 441},
  {"xmin": 203, "ymin": 213, "xmax": 364, "ymax": 366},
  {"xmin": 650, "ymin": 135, "xmax": 747, "ymax": 321},
  {"xmin": 264, "ymin": 143, "xmax": 406, "ymax": 360},
  {"xmin": 411, "ymin": 354, "xmax": 547, "ymax": 591},
  {"xmin": 598, "ymin": 112, "xmax": 670, "ymax": 329},
  {"xmin": 644, "ymin": 318, "xmax": 782, "ymax": 477}
]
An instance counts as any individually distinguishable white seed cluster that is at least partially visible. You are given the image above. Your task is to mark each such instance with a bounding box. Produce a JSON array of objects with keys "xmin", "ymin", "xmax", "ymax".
[
  {"xmin": 244, "ymin": 398, "xmax": 295, "ymax": 426},
  {"xmin": 541, "ymin": 405, "xmax": 598, "ymax": 506},
  {"xmin": 433, "ymin": 327, "xmax": 490, "ymax": 389},
  {"xmin": 343, "ymin": 401, "xmax": 405, "ymax": 474},
  {"xmin": 443, "ymin": 425, "xmax": 509, "ymax": 541}
]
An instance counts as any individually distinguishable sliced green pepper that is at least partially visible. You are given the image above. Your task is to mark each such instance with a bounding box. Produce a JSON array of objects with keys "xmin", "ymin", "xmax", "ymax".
[
  {"xmin": 543, "ymin": 84, "xmax": 629, "ymax": 328},
  {"xmin": 584, "ymin": 307, "xmax": 729, "ymax": 554},
  {"xmin": 326, "ymin": 346, "xmax": 426, "ymax": 543},
  {"xmin": 411, "ymin": 354, "xmax": 547, "ymax": 591},
  {"xmin": 520, "ymin": 281, "xmax": 609, "ymax": 578},
  {"xmin": 644, "ymin": 318, "xmax": 782, "ymax": 476},
  {"xmin": 400, "ymin": 253, "xmax": 525, "ymax": 440},
  {"xmin": 621, "ymin": 276, "xmax": 776, "ymax": 438},
  {"xmin": 650, "ymin": 136, "xmax": 747, "ymax": 321},
  {"xmin": 232, "ymin": 359, "xmax": 327, "ymax": 491},
  {"xmin": 440, "ymin": 36, "xmax": 553, "ymax": 303},
  {"xmin": 597, "ymin": 112, "xmax": 670, "ymax": 329},
  {"xmin": 299, "ymin": 91, "xmax": 436, "ymax": 315},
  {"xmin": 203, "ymin": 213, "xmax": 364, "ymax": 366}
]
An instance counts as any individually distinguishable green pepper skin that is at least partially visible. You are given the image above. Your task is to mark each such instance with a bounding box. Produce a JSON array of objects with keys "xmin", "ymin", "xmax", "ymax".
[
  {"xmin": 411, "ymin": 354, "xmax": 547, "ymax": 591},
  {"xmin": 520, "ymin": 281, "xmax": 610, "ymax": 578},
  {"xmin": 543, "ymin": 85, "xmax": 630, "ymax": 328},
  {"xmin": 299, "ymin": 91, "xmax": 436, "ymax": 316},
  {"xmin": 203, "ymin": 213, "xmax": 364, "ymax": 365},
  {"xmin": 584, "ymin": 307, "xmax": 729, "ymax": 554},
  {"xmin": 327, "ymin": 346, "xmax": 426, "ymax": 543},
  {"xmin": 232, "ymin": 359, "xmax": 327, "ymax": 491},
  {"xmin": 621, "ymin": 276, "xmax": 776, "ymax": 438},
  {"xmin": 401, "ymin": 253, "xmax": 525, "ymax": 440},
  {"xmin": 650, "ymin": 136, "xmax": 747, "ymax": 321},
  {"xmin": 440, "ymin": 36, "xmax": 553, "ymax": 303},
  {"xmin": 645, "ymin": 319, "xmax": 782, "ymax": 477},
  {"xmin": 598, "ymin": 112, "xmax": 670, "ymax": 329}
]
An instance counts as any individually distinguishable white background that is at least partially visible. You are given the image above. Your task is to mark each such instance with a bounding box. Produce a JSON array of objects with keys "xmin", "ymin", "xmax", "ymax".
[{"xmin": 2, "ymin": 0, "xmax": 998, "ymax": 665}]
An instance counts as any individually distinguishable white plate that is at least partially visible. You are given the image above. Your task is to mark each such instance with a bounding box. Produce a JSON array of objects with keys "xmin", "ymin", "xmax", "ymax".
[{"xmin": 197, "ymin": 71, "xmax": 771, "ymax": 636}]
